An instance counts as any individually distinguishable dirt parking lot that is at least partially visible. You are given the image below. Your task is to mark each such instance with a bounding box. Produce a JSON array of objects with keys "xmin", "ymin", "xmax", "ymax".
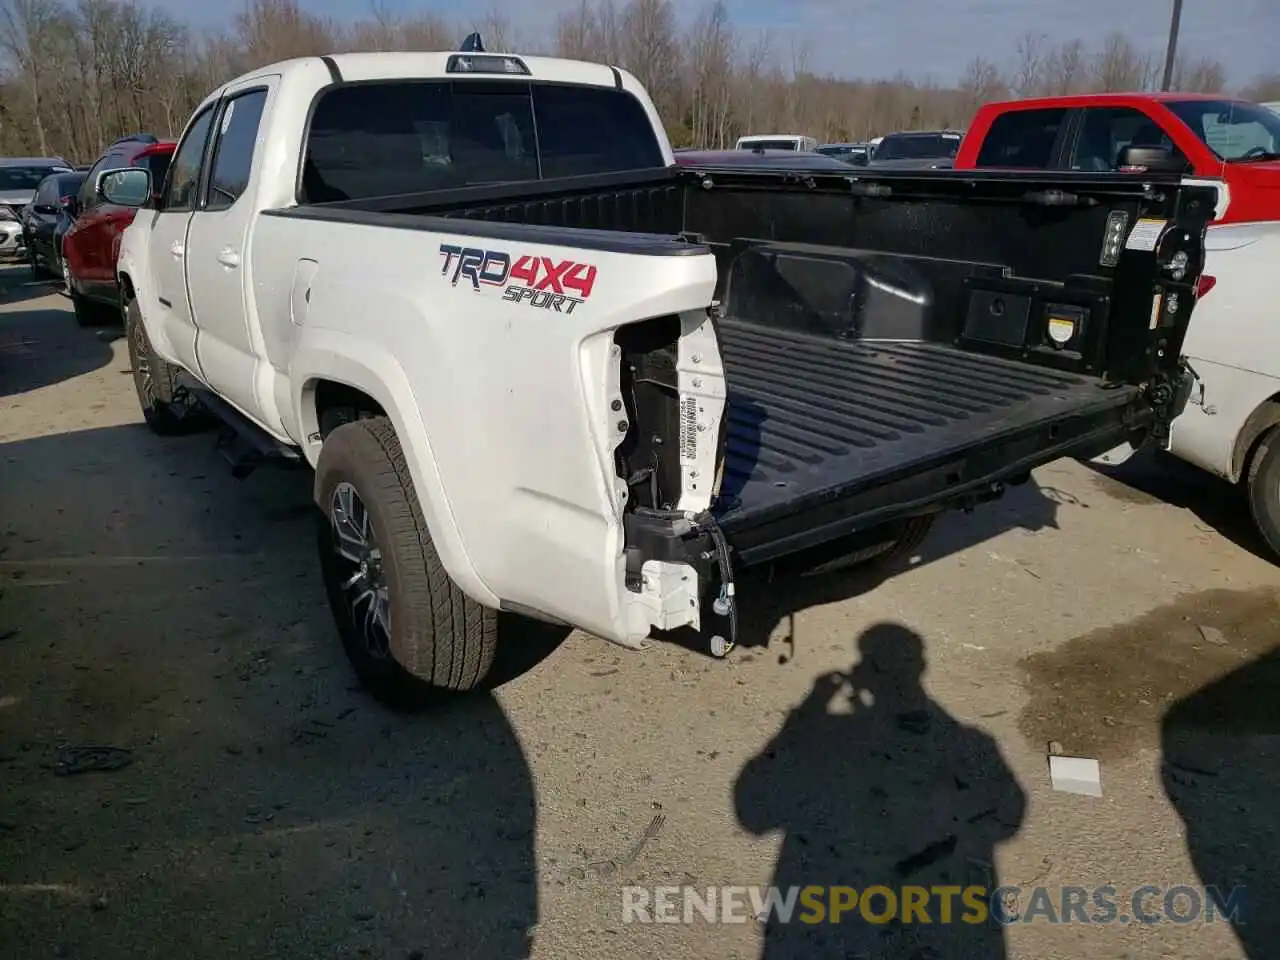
[{"xmin": 2, "ymin": 263, "xmax": 1278, "ymax": 960}]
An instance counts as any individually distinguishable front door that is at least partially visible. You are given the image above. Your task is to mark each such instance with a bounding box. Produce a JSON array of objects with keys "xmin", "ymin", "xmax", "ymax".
[
  {"xmin": 146, "ymin": 104, "xmax": 217, "ymax": 379},
  {"xmin": 185, "ymin": 82, "xmax": 273, "ymax": 416}
]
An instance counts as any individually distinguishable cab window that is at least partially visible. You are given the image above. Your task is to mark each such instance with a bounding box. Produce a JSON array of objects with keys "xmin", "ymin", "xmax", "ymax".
[
  {"xmin": 1070, "ymin": 107, "xmax": 1184, "ymax": 172},
  {"xmin": 975, "ymin": 108, "xmax": 1069, "ymax": 168},
  {"xmin": 162, "ymin": 106, "xmax": 216, "ymax": 212}
]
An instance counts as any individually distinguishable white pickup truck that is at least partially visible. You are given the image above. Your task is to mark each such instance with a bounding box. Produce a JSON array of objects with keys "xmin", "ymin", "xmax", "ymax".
[
  {"xmin": 101, "ymin": 40, "xmax": 1214, "ymax": 704},
  {"xmin": 1164, "ymin": 221, "xmax": 1280, "ymax": 556}
]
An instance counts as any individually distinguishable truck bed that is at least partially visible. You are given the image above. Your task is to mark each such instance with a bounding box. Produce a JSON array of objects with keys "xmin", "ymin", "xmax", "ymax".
[
  {"xmin": 283, "ymin": 163, "xmax": 1211, "ymax": 566},
  {"xmin": 714, "ymin": 320, "xmax": 1136, "ymax": 563}
]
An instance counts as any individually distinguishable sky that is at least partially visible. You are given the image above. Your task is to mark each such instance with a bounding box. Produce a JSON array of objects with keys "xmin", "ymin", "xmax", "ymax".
[{"xmin": 157, "ymin": 0, "xmax": 1277, "ymax": 88}]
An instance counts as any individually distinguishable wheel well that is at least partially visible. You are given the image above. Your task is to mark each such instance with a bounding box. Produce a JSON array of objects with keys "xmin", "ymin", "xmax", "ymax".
[
  {"xmin": 1232, "ymin": 396, "xmax": 1280, "ymax": 484},
  {"xmin": 313, "ymin": 380, "xmax": 386, "ymax": 438},
  {"xmin": 118, "ymin": 272, "xmax": 136, "ymax": 303}
]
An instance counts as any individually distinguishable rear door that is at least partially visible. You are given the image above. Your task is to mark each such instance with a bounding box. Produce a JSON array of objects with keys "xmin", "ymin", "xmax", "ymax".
[
  {"xmin": 185, "ymin": 81, "xmax": 273, "ymax": 415},
  {"xmin": 147, "ymin": 105, "xmax": 217, "ymax": 379}
]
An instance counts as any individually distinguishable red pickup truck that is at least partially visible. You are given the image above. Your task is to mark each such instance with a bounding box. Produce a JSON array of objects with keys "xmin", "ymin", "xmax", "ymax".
[{"xmin": 953, "ymin": 93, "xmax": 1280, "ymax": 224}]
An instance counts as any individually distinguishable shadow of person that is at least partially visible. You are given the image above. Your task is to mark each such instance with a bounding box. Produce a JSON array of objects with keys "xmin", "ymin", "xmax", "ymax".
[
  {"xmin": 1161, "ymin": 645, "xmax": 1280, "ymax": 958},
  {"xmin": 734, "ymin": 623, "xmax": 1026, "ymax": 959}
]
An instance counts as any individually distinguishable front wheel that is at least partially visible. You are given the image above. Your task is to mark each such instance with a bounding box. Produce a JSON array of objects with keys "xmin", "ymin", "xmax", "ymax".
[
  {"xmin": 124, "ymin": 299, "xmax": 204, "ymax": 435},
  {"xmin": 1247, "ymin": 427, "xmax": 1280, "ymax": 562},
  {"xmin": 315, "ymin": 417, "xmax": 498, "ymax": 707}
]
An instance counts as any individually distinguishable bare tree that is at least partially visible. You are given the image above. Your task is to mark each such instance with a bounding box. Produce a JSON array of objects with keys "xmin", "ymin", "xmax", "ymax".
[
  {"xmin": 958, "ymin": 56, "xmax": 1008, "ymax": 119},
  {"xmin": 1092, "ymin": 32, "xmax": 1150, "ymax": 92},
  {"xmin": 1012, "ymin": 31, "xmax": 1046, "ymax": 97},
  {"xmin": 0, "ymin": 0, "xmax": 61, "ymax": 154},
  {"xmin": 0, "ymin": 0, "xmax": 1272, "ymax": 163}
]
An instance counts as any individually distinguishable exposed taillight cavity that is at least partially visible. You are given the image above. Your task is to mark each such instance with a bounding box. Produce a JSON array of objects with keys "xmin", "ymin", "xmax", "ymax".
[{"xmin": 1196, "ymin": 275, "xmax": 1216, "ymax": 299}]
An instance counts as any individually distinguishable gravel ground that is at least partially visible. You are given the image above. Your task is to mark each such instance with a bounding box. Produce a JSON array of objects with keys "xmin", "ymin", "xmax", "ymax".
[{"xmin": 2, "ymin": 263, "xmax": 1277, "ymax": 960}]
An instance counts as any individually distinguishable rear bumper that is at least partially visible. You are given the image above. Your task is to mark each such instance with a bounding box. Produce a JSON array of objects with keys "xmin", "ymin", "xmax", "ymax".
[{"xmin": 0, "ymin": 223, "xmax": 24, "ymax": 260}]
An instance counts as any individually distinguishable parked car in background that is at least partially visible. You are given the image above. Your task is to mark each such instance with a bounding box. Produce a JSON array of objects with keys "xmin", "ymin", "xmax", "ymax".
[
  {"xmin": 21, "ymin": 170, "xmax": 86, "ymax": 280},
  {"xmin": 816, "ymin": 142, "xmax": 871, "ymax": 165},
  {"xmin": 0, "ymin": 156, "xmax": 75, "ymax": 261},
  {"xmin": 954, "ymin": 93, "xmax": 1280, "ymax": 551},
  {"xmin": 866, "ymin": 131, "xmax": 962, "ymax": 169},
  {"xmin": 673, "ymin": 149, "xmax": 861, "ymax": 170},
  {"xmin": 1261, "ymin": 101, "xmax": 1280, "ymax": 117},
  {"xmin": 733, "ymin": 134, "xmax": 817, "ymax": 152},
  {"xmin": 63, "ymin": 134, "xmax": 175, "ymax": 324},
  {"xmin": 953, "ymin": 93, "xmax": 1280, "ymax": 223}
]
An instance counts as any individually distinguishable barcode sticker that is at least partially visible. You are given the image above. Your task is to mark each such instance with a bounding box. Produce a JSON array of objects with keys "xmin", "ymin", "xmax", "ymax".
[
  {"xmin": 1125, "ymin": 218, "xmax": 1166, "ymax": 252},
  {"xmin": 679, "ymin": 395, "xmax": 699, "ymax": 463}
]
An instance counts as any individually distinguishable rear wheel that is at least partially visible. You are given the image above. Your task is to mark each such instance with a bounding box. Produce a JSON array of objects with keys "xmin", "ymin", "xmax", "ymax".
[
  {"xmin": 71, "ymin": 290, "xmax": 118, "ymax": 327},
  {"xmin": 124, "ymin": 298, "xmax": 203, "ymax": 435},
  {"xmin": 29, "ymin": 248, "xmax": 54, "ymax": 281},
  {"xmin": 1246, "ymin": 427, "xmax": 1280, "ymax": 562},
  {"xmin": 315, "ymin": 417, "xmax": 498, "ymax": 707}
]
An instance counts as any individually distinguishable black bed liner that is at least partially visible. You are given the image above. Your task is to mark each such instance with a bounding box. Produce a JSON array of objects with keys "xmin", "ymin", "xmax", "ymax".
[
  {"xmin": 713, "ymin": 319, "xmax": 1139, "ymax": 564},
  {"xmin": 285, "ymin": 164, "xmax": 1213, "ymax": 569}
]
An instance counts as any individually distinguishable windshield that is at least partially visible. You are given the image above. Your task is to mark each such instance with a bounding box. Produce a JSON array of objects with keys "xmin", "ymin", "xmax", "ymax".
[
  {"xmin": 1165, "ymin": 100, "xmax": 1280, "ymax": 161},
  {"xmin": 874, "ymin": 135, "xmax": 960, "ymax": 161},
  {"xmin": 0, "ymin": 165, "xmax": 65, "ymax": 192},
  {"xmin": 739, "ymin": 139, "xmax": 801, "ymax": 151}
]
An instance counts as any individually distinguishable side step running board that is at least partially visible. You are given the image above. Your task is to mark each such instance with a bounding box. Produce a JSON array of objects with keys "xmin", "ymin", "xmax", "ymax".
[{"xmin": 175, "ymin": 372, "xmax": 301, "ymax": 479}]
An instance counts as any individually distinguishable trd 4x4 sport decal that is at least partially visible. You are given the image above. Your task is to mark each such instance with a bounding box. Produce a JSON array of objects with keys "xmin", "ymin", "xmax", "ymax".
[{"xmin": 439, "ymin": 244, "xmax": 598, "ymax": 314}]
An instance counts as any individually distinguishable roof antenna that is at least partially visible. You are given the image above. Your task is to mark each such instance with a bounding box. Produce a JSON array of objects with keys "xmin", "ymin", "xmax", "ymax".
[{"xmin": 460, "ymin": 32, "xmax": 485, "ymax": 53}]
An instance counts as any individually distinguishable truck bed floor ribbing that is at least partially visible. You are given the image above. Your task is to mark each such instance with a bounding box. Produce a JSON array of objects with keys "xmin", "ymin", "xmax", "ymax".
[{"xmin": 712, "ymin": 319, "xmax": 1137, "ymax": 547}]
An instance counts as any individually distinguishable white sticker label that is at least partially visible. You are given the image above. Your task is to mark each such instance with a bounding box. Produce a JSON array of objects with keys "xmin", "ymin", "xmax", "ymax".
[
  {"xmin": 1047, "ymin": 316, "xmax": 1075, "ymax": 344},
  {"xmin": 679, "ymin": 395, "xmax": 699, "ymax": 464},
  {"xmin": 1125, "ymin": 218, "xmax": 1166, "ymax": 252},
  {"xmin": 1149, "ymin": 293, "xmax": 1163, "ymax": 330}
]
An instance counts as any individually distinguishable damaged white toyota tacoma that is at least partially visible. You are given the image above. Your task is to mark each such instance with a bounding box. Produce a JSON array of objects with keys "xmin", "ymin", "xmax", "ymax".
[{"xmin": 106, "ymin": 39, "xmax": 1214, "ymax": 703}]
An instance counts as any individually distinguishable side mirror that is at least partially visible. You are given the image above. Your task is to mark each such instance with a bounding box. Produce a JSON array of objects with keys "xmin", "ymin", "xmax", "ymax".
[
  {"xmin": 58, "ymin": 195, "xmax": 80, "ymax": 218},
  {"xmin": 96, "ymin": 167, "xmax": 151, "ymax": 207},
  {"xmin": 1117, "ymin": 145, "xmax": 1190, "ymax": 175}
]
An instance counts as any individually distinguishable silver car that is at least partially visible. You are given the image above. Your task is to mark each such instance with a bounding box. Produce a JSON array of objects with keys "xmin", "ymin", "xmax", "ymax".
[{"xmin": 0, "ymin": 156, "xmax": 75, "ymax": 261}]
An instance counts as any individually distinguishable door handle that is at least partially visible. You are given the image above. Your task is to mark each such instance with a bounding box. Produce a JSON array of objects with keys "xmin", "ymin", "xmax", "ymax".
[
  {"xmin": 170, "ymin": 241, "xmax": 184, "ymax": 259},
  {"xmin": 217, "ymin": 248, "xmax": 241, "ymax": 269}
]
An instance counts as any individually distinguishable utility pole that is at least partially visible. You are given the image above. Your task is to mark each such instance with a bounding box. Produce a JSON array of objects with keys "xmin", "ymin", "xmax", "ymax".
[{"xmin": 1160, "ymin": 0, "xmax": 1184, "ymax": 91}]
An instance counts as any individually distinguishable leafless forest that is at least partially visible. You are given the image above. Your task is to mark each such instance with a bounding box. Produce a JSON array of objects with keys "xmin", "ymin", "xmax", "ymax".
[{"xmin": 2, "ymin": 0, "xmax": 1279, "ymax": 163}]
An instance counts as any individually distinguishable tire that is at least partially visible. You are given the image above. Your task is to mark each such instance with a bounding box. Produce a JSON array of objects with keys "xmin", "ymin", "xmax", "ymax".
[
  {"xmin": 315, "ymin": 417, "xmax": 498, "ymax": 706},
  {"xmin": 71, "ymin": 290, "xmax": 117, "ymax": 327},
  {"xmin": 797, "ymin": 514, "xmax": 937, "ymax": 578},
  {"xmin": 124, "ymin": 298, "xmax": 201, "ymax": 435},
  {"xmin": 29, "ymin": 249, "xmax": 53, "ymax": 281},
  {"xmin": 1246, "ymin": 427, "xmax": 1280, "ymax": 562}
]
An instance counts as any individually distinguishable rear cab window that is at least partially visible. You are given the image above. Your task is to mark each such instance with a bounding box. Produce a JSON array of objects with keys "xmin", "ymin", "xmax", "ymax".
[
  {"xmin": 301, "ymin": 79, "xmax": 665, "ymax": 203},
  {"xmin": 875, "ymin": 134, "xmax": 961, "ymax": 161},
  {"xmin": 975, "ymin": 108, "xmax": 1070, "ymax": 168}
]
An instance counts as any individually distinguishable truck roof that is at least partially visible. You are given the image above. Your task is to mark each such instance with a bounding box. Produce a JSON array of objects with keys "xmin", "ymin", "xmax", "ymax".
[
  {"xmin": 210, "ymin": 50, "xmax": 624, "ymax": 103},
  {"xmin": 981, "ymin": 92, "xmax": 1244, "ymax": 111}
]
